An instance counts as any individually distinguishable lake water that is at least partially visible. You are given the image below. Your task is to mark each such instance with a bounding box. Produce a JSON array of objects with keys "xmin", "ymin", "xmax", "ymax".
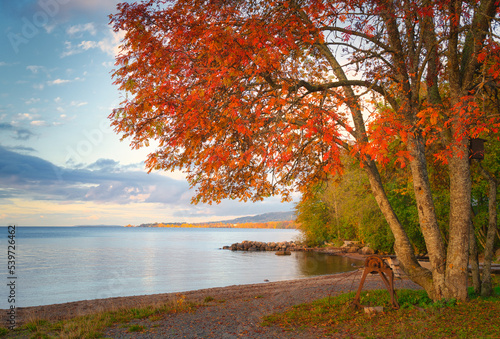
[{"xmin": 0, "ymin": 227, "xmax": 358, "ymax": 307}]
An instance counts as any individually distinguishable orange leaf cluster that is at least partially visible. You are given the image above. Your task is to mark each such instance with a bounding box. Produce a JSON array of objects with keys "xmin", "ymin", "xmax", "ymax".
[{"xmin": 110, "ymin": 0, "xmax": 350, "ymax": 203}]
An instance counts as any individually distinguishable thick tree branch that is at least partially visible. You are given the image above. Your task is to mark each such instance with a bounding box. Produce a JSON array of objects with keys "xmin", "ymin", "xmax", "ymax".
[{"xmin": 460, "ymin": 0, "xmax": 499, "ymax": 90}]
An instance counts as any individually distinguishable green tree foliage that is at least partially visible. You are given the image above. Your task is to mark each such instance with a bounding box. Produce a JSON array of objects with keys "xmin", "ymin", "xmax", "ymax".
[
  {"xmin": 470, "ymin": 138, "xmax": 500, "ymax": 297},
  {"xmin": 472, "ymin": 139, "xmax": 500, "ymax": 247},
  {"xmin": 296, "ymin": 158, "xmax": 397, "ymax": 253},
  {"xmin": 297, "ymin": 138, "xmax": 498, "ymax": 257},
  {"xmin": 295, "ymin": 187, "xmax": 333, "ymax": 247}
]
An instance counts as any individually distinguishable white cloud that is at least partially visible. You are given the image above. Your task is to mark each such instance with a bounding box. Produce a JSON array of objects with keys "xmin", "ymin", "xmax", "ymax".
[
  {"xmin": 15, "ymin": 113, "xmax": 36, "ymax": 121},
  {"xmin": 61, "ymin": 29, "xmax": 125, "ymax": 58},
  {"xmin": 97, "ymin": 29, "xmax": 126, "ymax": 57},
  {"xmin": 25, "ymin": 98, "xmax": 40, "ymax": 105},
  {"xmin": 33, "ymin": 84, "xmax": 45, "ymax": 90},
  {"xmin": 47, "ymin": 77, "xmax": 81, "ymax": 86},
  {"xmin": 67, "ymin": 23, "xmax": 97, "ymax": 36},
  {"xmin": 70, "ymin": 101, "xmax": 88, "ymax": 107},
  {"xmin": 59, "ymin": 114, "xmax": 75, "ymax": 122},
  {"xmin": 31, "ymin": 120, "xmax": 47, "ymax": 126},
  {"xmin": 27, "ymin": 65, "xmax": 45, "ymax": 74},
  {"xmin": 0, "ymin": 62, "xmax": 8, "ymax": 67},
  {"xmin": 61, "ymin": 40, "xmax": 97, "ymax": 57},
  {"xmin": 44, "ymin": 24, "xmax": 57, "ymax": 34},
  {"xmin": 48, "ymin": 79, "xmax": 71, "ymax": 85},
  {"xmin": 80, "ymin": 40, "xmax": 98, "ymax": 50},
  {"xmin": 61, "ymin": 41, "xmax": 77, "ymax": 57},
  {"xmin": 54, "ymin": 97, "xmax": 62, "ymax": 103}
]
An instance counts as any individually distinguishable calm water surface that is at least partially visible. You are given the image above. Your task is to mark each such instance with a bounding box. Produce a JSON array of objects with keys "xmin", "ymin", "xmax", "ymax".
[{"xmin": 0, "ymin": 227, "xmax": 359, "ymax": 307}]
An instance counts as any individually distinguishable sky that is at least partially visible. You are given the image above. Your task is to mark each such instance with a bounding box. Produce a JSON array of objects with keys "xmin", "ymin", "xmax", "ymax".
[{"xmin": 0, "ymin": 0, "xmax": 294, "ymax": 226}]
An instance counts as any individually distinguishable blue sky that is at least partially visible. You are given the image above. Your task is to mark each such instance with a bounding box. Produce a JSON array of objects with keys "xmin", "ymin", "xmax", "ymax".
[{"xmin": 0, "ymin": 0, "xmax": 294, "ymax": 226}]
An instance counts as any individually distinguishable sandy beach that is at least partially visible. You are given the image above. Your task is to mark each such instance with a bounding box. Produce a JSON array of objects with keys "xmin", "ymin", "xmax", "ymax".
[{"xmin": 2, "ymin": 255, "xmax": 423, "ymax": 338}]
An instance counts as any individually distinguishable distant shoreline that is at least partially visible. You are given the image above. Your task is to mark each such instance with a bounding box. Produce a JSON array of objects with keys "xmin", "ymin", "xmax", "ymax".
[
  {"xmin": 129, "ymin": 220, "xmax": 297, "ymax": 229},
  {"xmin": 2, "ymin": 212, "xmax": 298, "ymax": 228},
  {"xmin": 1, "ymin": 224, "xmax": 297, "ymax": 228}
]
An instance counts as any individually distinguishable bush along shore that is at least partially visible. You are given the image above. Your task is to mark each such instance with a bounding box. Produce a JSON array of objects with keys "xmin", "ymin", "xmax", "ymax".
[{"xmin": 222, "ymin": 240, "xmax": 305, "ymax": 254}]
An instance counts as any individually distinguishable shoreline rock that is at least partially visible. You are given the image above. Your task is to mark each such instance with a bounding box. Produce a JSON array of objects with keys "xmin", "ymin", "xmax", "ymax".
[
  {"xmin": 275, "ymin": 250, "xmax": 291, "ymax": 255},
  {"xmin": 223, "ymin": 240, "xmax": 305, "ymax": 252},
  {"xmin": 223, "ymin": 240, "xmax": 378, "ymax": 258}
]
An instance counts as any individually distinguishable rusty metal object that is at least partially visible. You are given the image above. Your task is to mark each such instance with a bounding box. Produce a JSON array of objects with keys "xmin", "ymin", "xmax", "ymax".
[
  {"xmin": 469, "ymin": 138, "xmax": 486, "ymax": 160},
  {"xmin": 352, "ymin": 255, "xmax": 399, "ymax": 309}
]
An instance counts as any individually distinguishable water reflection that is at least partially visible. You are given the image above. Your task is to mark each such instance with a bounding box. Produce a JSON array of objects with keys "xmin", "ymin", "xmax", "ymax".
[{"xmin": 293, "ymin": 252, "xmax": 362, "ymax": 277}]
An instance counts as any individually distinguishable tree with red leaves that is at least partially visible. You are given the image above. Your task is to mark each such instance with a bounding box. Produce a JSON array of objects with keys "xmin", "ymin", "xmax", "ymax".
[{"xmin": 110, "ymin": 0, "xmax": 500, "ymax": 300}]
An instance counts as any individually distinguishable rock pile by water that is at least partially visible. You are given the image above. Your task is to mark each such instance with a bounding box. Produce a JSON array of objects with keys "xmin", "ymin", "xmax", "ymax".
[
  {"xmin": 339, "ymin": 241, "xmax": 376, "ymax": 255},
  {"xmin": 223, "ymin": 240, "xmax": 304, "ymax": 252}
]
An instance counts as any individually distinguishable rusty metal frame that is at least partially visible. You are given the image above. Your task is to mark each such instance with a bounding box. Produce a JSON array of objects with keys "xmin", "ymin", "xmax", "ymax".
[{"xmin": 352, "ymin": 255, "xmax": 400, "ymax": 309}]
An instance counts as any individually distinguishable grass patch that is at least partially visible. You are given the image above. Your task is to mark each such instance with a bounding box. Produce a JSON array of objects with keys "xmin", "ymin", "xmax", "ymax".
[
  {"xmin": 2, "ymin": 295, "xmax": 198, "ymax": 339},
  {"xmin": 204, "ymin": 296, "xmax": 215, "ymax": 303},
  {"xmin": 127, "ymin": 324, "xmax": 145, "ymax": 332},
  {"xmin": 148, "ymin": 313, "xmax": 163, "ymax": 322},
  {"xmin": 262, "ymin": 288, "xmax": 500, "ymax": 338}
]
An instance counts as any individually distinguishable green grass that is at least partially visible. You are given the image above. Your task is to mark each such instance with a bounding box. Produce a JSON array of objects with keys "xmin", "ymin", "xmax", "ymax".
[
  {"xmin": 203, "ymin": 296, "xmax": 215, "ymax": 303},
  {"xmin": 127, "ymin": 324, "xmax": 145, "ymax": 332},
  {"xmin": 262, "ymin": 287, "xmax": 500, "ymax": 338},
  {"xmin": 0, "ymin": 294, "xmax": 198, "ymax": 339}
]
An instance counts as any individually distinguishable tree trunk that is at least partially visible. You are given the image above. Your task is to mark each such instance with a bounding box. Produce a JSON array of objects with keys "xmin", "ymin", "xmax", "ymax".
[
  {"xmin": 313, "ymin": 10, "xmax": 470, "ymax": 300},
  {"xmin": 406, "ymin": 134, "xmax": 448, "ymax": 299},
  {"xmin": 362, "ymin": 160, "xmax": 435, "ymax": 292},
  {"xmin": 445, "ymin": 141, "xmax": 471, "ymax": 301},
  {"xmin": 478, "ymin": 164, "xmax": 498, "ymax": 297},
  {"xmin": 469, "ymin": 218, "xmax": 481, "ymax": 295}
]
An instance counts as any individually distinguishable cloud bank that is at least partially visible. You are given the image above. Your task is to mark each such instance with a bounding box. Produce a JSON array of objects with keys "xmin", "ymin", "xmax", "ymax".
[
  {"xmin": 0, "ymin": 145, "xmax": 190, "ymax": 205},
  {"xmin": 0, "ymin": 146, "xmax": 294, "ymax": 219}
]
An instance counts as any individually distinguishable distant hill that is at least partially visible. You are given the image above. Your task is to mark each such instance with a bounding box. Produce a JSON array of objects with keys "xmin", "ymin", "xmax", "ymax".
[
  {"xmin": 136, "ymin": 211, "xmax": 296, "ymax": 228},
  {"xmin": 219, "ymin": 211, "xmax": 295, "ymax": 224}
]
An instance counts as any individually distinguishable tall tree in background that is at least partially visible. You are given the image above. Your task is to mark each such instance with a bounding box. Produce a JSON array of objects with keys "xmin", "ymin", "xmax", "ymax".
[{"xmin": 110, "ymin": 0, "xmax": 500, "ymax": 300}]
